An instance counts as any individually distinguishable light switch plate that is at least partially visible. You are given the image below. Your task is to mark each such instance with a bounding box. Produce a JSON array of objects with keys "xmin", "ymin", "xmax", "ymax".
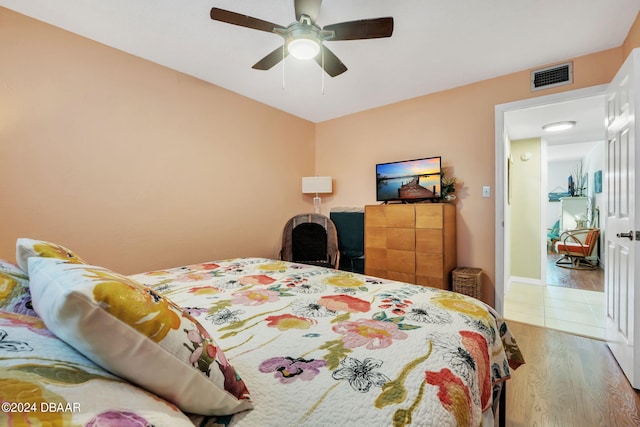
[{"xmin": 482, "ymin": 186, "xmax": 491, "ymax": 198}]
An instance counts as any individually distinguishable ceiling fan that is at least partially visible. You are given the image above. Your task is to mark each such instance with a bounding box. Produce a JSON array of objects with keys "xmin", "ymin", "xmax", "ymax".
[{"xmin": 210, "ymin": 0, "xmax": 394, "ymax": 77}]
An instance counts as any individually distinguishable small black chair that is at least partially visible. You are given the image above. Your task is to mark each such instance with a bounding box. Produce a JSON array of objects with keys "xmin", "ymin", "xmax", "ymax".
[
  {"xmin": 330, "ymin": 208, "xmax": 365, "ymax": 273},
  {"xmin": 280, "ymin": 213, "xmax": 339, "ymax": 268}
]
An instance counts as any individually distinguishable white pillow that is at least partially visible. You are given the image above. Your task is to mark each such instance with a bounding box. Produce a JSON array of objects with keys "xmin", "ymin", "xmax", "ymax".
[
  {"xmin": 0, "ymin": 310, "xmax": 196, "ymax": 426},
  {"xmin": 27, "ymin": 257, "xmax": 253, "ymax": 416},
  {"xmin": 16, "ymin": 238, "xmax": 86, "ymax": 272}
]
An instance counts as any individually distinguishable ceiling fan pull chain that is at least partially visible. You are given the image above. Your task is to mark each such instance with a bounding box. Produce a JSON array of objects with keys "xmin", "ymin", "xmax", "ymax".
[
  {"xmin": 321, "ymin": 48, "xmax": 325, "ymax": 95},
  {"xmin": 282, "ymin": 44, "xmax": 286, "ymax": 91}
]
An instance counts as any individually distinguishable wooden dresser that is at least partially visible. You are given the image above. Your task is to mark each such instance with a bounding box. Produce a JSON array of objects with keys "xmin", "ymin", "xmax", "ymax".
[{"xmin": 364, "ymin": 203, "xmax": 456, "ymax": 289}]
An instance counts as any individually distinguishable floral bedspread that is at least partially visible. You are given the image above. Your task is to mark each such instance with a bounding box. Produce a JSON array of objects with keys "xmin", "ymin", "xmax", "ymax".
[{"xmin": 131, "ymin": 258, "xmax": 524, "ymax": 427}]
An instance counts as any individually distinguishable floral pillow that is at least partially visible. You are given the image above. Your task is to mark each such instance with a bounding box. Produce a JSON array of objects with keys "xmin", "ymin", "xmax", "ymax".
[
  {"xmin": 27, "ymin": 257, "xmax": 253, "ymax": 416},
  {"xmin": 0, "ymin": 310, "xmax": 195, "ymax": 426},
  {"xmin": 0, "ymin": 260, "xmax": 37, "ymax": 316},
  {"xmin": 16, "ymin": 237, "xmax": 86, "ymax": 272}
]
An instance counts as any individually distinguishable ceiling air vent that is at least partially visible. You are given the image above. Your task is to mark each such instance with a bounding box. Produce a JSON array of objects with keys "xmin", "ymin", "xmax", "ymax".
[{"xmin": 531, "ymin": 62, "xmax": 573, "ymax": 91}]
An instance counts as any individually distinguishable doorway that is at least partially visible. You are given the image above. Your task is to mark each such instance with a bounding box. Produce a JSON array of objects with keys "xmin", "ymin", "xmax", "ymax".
[{"xmin": 495, "ymin": 85, "xmax": 607, "ymax": 340}]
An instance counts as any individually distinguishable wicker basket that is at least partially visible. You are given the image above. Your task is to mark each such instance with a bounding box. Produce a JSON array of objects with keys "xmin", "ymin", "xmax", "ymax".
[{"xmin": 452, "ymin": 267, "xmax": 482, "ymax": 299}]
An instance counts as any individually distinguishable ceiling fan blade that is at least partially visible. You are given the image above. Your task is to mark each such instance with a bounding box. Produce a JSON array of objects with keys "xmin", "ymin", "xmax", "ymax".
[
  {"xmin": 323, "ymin": 17, "xmax": 394, "ymax": 40},
  {"xmin": 210, "ymin": 8, "xmax": 285, "ymax": 33},
  {"xmin": 315, "ymin": 45, "xmax": 347, "ymax": 77},
  {"xmin": 252, "ymin": 46, "xmax": 288, "ymax": 70},
  {"xmin": 295, "ymin": 0, "xmax": 322, "ymax": 23}
]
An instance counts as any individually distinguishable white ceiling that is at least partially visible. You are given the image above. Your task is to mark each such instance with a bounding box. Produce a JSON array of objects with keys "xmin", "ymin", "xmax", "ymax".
[
  {"xmin": 506, "ymin": 94, "xmax": 606, "ymax": 161},
  {"xmin": 2, "ymin": 0, "xmax": 639, "ymax": 126}
]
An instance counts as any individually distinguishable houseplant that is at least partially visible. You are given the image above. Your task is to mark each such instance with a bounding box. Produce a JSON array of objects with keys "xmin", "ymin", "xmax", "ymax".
[{"xmin": 441, "ymin": 170, "xmax": 457, "ymax": 202}]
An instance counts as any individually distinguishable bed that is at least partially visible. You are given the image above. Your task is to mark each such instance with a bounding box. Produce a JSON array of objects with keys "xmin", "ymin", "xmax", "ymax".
[{"xmin": 1, "ymin": 238, "xmax": 524, "ymax": 426}]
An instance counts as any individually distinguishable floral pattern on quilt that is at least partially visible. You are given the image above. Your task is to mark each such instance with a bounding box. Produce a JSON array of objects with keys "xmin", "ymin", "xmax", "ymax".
[
  {"xmin": 132, "ymin": 258, "xmax": 524, "ymax": 427},
  {"xmin": 0, "ymin": 260, "xmax": 37, "ymax": 317},
  {"xmin": 0, "ymin": 310, "xmax": 196, "ymax": 426}
]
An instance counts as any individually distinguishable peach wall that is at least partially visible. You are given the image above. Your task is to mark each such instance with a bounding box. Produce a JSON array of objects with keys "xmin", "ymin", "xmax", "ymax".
[
  {"xmin": 316, "ymin": 47, "xmax": 625, "ymax": 306},
  {"xmin": 0, "ymin": 8, "xmax": 315, "ymax": 274},
  {"xmin": 623, "ymin": 12, "xmax": 640, "ymax": 59}
]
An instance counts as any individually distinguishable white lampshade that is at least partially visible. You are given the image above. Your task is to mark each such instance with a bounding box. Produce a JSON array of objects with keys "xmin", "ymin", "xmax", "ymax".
[
  {"xmin": 302, "ymin": 176, "xmax": 332, "ymax": 194},
  {"xmin": 302, "ymin": 176, "xmax": 332, "ymax": 214}
]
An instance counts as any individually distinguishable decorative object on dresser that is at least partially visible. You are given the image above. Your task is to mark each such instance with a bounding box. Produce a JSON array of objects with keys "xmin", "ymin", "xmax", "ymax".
[
  {"xmin": 364, "ymin": 203, "xmax": 456, "ymax": 289},
  {"xmin": 439, "ymin": 169, "xmax": 458, "ymax": 202},
  {"xmin": 548, "ymin": 186, "xmax": 570, "ymax": 202}
]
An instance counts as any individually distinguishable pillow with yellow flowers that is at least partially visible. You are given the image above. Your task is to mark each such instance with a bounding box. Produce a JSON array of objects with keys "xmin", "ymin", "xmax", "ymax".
[
  {"xmin": 16, "ymin": 238, "xmax": 86, "ymax": 272},
  {"xmin": 27, "ymin": 257, "xmax": 253, "ymax": 416},
  {"xmin": 0, "ymin": 260, "xmax": 37, "ymax": 316},
  {"xmin": 0, "ymin": 310, "xmax": 196, "ymax": 426}
]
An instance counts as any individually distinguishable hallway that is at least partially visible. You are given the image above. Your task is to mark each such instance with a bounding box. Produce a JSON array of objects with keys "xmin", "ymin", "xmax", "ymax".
[
  {"xmin": 504, "ymin": 282, "xmax": 604, "ymax": 340},
  {"xmin": 504, "ymin": 248, "xmax": 605, "ymax": 339}
]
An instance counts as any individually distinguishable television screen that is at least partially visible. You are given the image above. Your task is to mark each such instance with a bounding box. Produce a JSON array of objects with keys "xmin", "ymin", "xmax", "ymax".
[{"xmin": 376, "ymin": 156, "xmax": 442, "ymax": 202}]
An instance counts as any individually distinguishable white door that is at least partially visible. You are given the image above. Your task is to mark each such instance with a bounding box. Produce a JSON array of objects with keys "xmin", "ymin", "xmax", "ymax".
[{"xmin": 605, "ymin": 49, "xmax": 640, "ymax": 389}]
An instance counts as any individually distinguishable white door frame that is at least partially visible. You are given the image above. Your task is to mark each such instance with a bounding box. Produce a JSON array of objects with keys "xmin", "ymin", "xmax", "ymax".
[{"xmin": 494, "ymin": 85, "xmax": 608, "ymax": 315}]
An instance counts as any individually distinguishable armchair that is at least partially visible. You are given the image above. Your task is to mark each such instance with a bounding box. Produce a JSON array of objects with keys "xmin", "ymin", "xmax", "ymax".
[
  {"xmin": 280, "ymin": 213, "xmax": 340, "ymax": 269},
  {"xmin": 554, "ymin": 228, "xmax": 600, "ymax": 270},
  {"xmin": 547, "ymin": 220, "xmax": 561, "ymax": 251}
]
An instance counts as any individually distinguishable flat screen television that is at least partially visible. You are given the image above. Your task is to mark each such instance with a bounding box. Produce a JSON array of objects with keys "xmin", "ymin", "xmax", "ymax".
[{"xmin": 376, "ymin": 156, "xmax": 442, "ymax": 203}]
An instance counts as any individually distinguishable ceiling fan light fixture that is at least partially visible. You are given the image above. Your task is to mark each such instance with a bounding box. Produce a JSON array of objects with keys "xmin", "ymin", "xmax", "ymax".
[
  {"xmin": 288, "ymin": 37, "xmax": 320, "ymax": 60},
  {"xmin": 542, "ymin": 121, "xmax": 576, "ymax": 132}
]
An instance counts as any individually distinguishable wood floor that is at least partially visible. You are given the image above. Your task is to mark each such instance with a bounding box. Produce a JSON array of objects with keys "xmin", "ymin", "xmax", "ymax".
[
  {"xmin": 503, "ymin": 321, "xmax": 640, "ymax": 426},
  {"xmin": 546, "ymin": 252, "xmax": 604, "ymax": 292}
]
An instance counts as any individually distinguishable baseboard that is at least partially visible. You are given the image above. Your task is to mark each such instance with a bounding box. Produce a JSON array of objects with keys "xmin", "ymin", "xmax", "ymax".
[{"xmin": 510, "ymin": 276, "xmax": 545, "ymax": 286}]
